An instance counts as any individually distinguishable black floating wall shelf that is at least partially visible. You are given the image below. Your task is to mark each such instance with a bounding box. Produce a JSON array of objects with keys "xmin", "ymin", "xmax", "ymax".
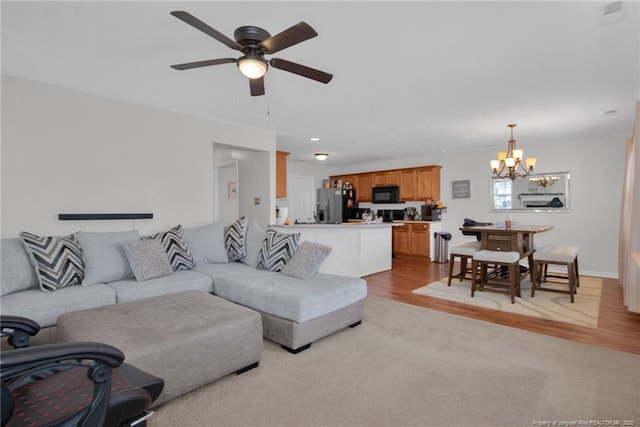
[{"xmin": 58, "ymin": 213, "xmax": 154, "ymax": 221}]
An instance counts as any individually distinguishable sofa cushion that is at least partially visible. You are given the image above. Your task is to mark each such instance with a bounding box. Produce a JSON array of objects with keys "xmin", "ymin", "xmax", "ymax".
[
  {"xmin": 182, "ymin": 222, "xmax": 228, "ymax": 265},
  {"xmin": 75, "ymin": 230, "xmax": 139, "ymax": 286},
  {"xmin": 212, "ymin": 270, "xmax": 367, "ymax": 323},
  {"xmin": 257, "ymin": 229, "xmax": 300, "ymax": 272},
  {"xmin": 1, "ymin": 238, "xmax": 39, "ymax": 296},
  {"xmin": 224, "ymin": 217, "xmax": 247, "ymax": 261},
  {"xmin": 239, "ymin": 221, "xmax": 265, "ymax": 269},
  {"xmin": 0, "ymin": 284, "xmax": 116, "ymax": 328},
  {"xmin": 194, "ymin": 260, "xmax": 259, "ymax": 281},
  {"xmin": 106, "ymin": 270, "xmax": 213, "ymax": 303},
  {"xmin": 19, "ymin": 232, "xmax": 85, "ymax": 292},
  {"xmin": 123, "ymin": 239, "xmax": 173, "ymax": 282},
  {"xmin": 145, "ymin": 225, "xmax": 195, "ymax": 272},
  {"xmin": 280, "ymin": 241, "xmax": 332, "ymax": 280}
]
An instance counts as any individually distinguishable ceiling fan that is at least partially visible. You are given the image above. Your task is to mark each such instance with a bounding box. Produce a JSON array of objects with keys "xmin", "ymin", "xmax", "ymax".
[{"xmin": 169, "ymin": 11, "xmax": 333, "ymax": 96}]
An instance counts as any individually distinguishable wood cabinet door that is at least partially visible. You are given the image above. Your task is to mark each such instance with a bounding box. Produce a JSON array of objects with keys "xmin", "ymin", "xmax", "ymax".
[
  {"xmin": 416, "ymin": 166, "xmax": 441, "ymax": 201},
  {"xmin": 373, "ymin": 171, "xmax": 399, "ymax": 187},
  {"xmin": 276, "ymin": 151, "xmax": 289, "ymax": 198},
  {"xmin": 410, "ymin": 223, "xmax": 430, "ymax": 258},
  {"xmin": 393, "ymin": 224, "xmax": 411, "ymax": 255},
  {"xmin": 357, "ymin": 173, "xmax": 373, "ymax": 202},
  {"xmin": 399, "ymin": 169, "xmax": 416, "ymax": 201}
]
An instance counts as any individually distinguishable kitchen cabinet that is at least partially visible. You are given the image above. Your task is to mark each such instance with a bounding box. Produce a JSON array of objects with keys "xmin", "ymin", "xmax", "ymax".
[
  {"xmin": 276, "ymin": 151, "xmax": 289, "ymax": 198},
  {"xmin": 416, "ymin": 166, "xmax": 441, "ymax": 201},
  {"xmin": 373, "ymin": 171, "xmax": 399, "ymax": 187},
  {"xmin": 357, "ymin": 173, "xmax": 373, "ymax": 202},
  {"xmin": 393, "ymin": 222, "xmax": 430, "ymax": 259},
  {"xmin": 399, "ymin": 169, "xmax": 416, "ymax": 201},
  {"xmin": 330, "ymin": 165, "xmax": 440, "ymax": 203}
]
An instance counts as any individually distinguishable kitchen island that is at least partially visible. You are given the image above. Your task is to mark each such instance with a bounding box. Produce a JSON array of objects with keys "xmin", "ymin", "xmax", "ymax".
[{"xmin": 271, "ymin": 223, "xmax": 398, "ymax": 277}]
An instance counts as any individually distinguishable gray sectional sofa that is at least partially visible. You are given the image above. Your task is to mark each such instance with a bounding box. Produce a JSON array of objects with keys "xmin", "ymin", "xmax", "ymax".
[{"xmin": 0, "ymin": 220, "xmax": 367, "ymax": 353}]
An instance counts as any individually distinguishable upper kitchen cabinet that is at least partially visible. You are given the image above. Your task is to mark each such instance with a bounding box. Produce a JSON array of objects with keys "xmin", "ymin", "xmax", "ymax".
[
  {"xmin": 276, "ymin": 150, "xmax": 289, "ymax": 198},
  {"xmin": 357, "ymin": 174, "xmax": 373, "ymax": 202},
  {"xmin": 330, "ymin": 165, "xmax": 440, "ymax": 203},
  {"xmin": 372, "ymin": 170, "xmax": 399, "ymax": 187},
  {"xmin": 416, "ymin": 166, "xmax": 441, "ymax": 201},
  {"xmin": 399, "ymin": 169, "xmax": 416, "ymax": 201}
]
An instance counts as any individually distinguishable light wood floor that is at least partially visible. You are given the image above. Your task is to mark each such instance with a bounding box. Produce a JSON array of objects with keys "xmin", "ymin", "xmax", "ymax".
[{"xmin": 365, "ymin": 257, "xmax": 640, "ymax": 354}]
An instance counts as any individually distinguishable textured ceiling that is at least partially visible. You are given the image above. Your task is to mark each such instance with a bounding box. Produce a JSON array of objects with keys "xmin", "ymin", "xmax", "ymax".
[{"xmin": 2, "ymin": 1, "xmax": 638, "ymax": 166}]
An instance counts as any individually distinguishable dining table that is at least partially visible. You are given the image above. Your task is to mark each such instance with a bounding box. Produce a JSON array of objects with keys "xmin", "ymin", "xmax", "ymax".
[{"xmin": 458, "ymin": 224, "xmax": 553, "ymax": 279}]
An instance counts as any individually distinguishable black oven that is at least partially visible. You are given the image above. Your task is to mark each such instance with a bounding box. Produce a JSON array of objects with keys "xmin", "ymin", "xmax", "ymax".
[{"xmin": 372, "ymin": 186, "xmax": 400, "ymax": 204}]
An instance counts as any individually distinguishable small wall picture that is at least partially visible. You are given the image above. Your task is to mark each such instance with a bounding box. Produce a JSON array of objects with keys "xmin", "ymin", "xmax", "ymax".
[
  {"xmin": 228, "ymin": 182, "xmax": 237, "ymax": 198},
  {"xmin": 452, "ymin": 180, "xmax": 471, "ymax": 199}
]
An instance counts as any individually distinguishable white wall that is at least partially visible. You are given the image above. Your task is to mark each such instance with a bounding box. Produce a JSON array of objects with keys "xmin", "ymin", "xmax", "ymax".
[
  {"xmin": 332, "ymin": 132, "xmax": 627, "ymax": 278},
  {"xmin": 1, "ymin": 75, "xmax": 276, "ymax": 236}
]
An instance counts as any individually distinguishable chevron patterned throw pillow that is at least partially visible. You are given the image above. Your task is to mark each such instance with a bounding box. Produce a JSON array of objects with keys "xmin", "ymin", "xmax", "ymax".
[
  {"xmin": 20, "ymin": 231, "xmax": 85, "ymax": 292},
  {"xmin": 146, "ymin": 225, "xmax": 195, "ymax": 272},
  {"xmin": 257, "ymin": 228, "xmax": 301, "ymax": 272},
  {"xmin": 224, "ymin": 217, "xmax": 248, "ymax": 261}
]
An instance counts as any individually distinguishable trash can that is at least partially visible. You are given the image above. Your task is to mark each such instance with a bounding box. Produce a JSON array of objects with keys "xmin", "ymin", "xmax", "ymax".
[{"xmin": 434, "ymin": 232, "xmax": 452, "ymax": 263}]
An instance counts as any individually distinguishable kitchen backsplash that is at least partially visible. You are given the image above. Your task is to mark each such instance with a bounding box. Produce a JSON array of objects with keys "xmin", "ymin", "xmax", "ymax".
[{"xmin": 358, "ymin": 201, "xmax": 424, "ymax": 212}]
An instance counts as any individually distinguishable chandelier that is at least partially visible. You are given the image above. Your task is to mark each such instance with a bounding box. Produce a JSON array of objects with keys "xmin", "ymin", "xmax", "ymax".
[{"xmin": 490, "ymin": 123, "xmax": 537, "ymax": 179}]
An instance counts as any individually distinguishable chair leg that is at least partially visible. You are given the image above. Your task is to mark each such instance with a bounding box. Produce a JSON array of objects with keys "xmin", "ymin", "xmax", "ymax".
[
  {"xmin": 567, "ymin": 261, "xmax": 576, "ymax": 303},
  {"xmin": 574, "ymin": 257, "xmax": 580, "ymax": 288},
  {"xmin": 471, "ymin": 260, "xmax": 478, "ymax": 297},
  {"xmin": 447, "ymin": 254, "xmax": 456, "ymax": 286},
  {"xmin": 508, "ymin": 263, "xmax": 519, "ymax": 304},
  {"xmin": 460, "ymin": 256, "xmax": 468, "ymax": 281}
]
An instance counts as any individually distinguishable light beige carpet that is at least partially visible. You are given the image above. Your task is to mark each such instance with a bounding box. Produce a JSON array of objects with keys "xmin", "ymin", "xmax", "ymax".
[
  {"xmin": 151, "ymin": 296, "xmax": 639, "ymax": 427},
  {"xmin": 412, "ymin": 275, "xmax": 602, "ymax": 328}
]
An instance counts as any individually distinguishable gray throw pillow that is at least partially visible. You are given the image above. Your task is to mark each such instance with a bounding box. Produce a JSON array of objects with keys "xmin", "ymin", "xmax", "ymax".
[
  {"xmin": 1, "ymin": 237, "xmax": 39, "ymax": 295},
  {"xmin": 182, "ymin": 221, "xmax": 228, "ymax": 265},
  {"xmin": 280, "ymin": 241, "xmax": 332, "ymax": 280},
  {"xmin": 257, "ymin": 228, "xmax": 300, "ymax": 272},
  {"xmin": 239, "ymin": 221, "xmax": 265, "ymax": 268},
  {"xmin": 75, "ymin": 230, "xmax": 139, "ymax": 286},
  {"xmin": 123, "ymin": 239, "xmax": 173, "ymax": 282}
]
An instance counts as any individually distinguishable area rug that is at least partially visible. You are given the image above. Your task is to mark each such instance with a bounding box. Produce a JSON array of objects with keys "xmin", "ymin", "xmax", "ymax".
[
  {"xmin": 412, "ymin": 275, "xmax": 602, "ymax": 328},
  {"xmin": 151, "ymin": 296, "xmax": 638, "ymax": 427}
]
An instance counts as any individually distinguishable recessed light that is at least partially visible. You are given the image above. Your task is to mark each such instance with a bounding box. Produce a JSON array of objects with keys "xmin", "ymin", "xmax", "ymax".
[{"xmin": 310, "ymin": 137, "xmax": 320, "ymax": 141}]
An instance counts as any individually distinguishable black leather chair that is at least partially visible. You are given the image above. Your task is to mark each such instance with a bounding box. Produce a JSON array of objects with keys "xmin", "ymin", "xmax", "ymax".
[{"xmin": 1, "ymin": 316, "xmax": 164, "ymax": 427}]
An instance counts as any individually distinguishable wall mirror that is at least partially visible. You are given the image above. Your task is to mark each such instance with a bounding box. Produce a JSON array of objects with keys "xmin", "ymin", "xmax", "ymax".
[{"xmin": 491, "ymin": 171, "xmax": 570, "ymax": 212}]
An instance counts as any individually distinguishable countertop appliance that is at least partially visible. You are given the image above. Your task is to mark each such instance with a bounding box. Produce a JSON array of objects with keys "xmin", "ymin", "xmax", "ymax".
[
  {"xmin": 372, "ymin": 186, "xmax": 400, "ymax": 204},
  {"xmin": 316, "ymin": 188, "xmax": 343, "ymax": 224},
  {"xmin": 377, "ymin": 209, "xmax": 405, "ymax": 222}
]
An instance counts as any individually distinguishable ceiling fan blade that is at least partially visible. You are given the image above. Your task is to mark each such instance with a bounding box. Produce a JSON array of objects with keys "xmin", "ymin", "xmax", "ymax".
[
  {"xmin": 249, "ymin": 77, "xmax": 266, "ymax": 96},
  {"xmin": 171, "ymin": 11, "xmax": 244, "ymax": 52},
  {"xmin": 270, "ymin": 58, "xmax": 333, "ymax": 84},
  {"xmin": 259, "ymin": 22, "xmax": 317, "ymax": 54},
  {"xmin": 170, "ymin": 58, "xmax": 236, "ymax": 70}
]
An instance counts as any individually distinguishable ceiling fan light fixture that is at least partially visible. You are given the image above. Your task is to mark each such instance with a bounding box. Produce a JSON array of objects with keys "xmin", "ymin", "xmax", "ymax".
[
  {"xmin": 237, "ymin": 56, "xmax": 268, "ymax": 79},
  {"xmin": 314, "ymin": 153, "xmax": 329, "ymax": 161}
]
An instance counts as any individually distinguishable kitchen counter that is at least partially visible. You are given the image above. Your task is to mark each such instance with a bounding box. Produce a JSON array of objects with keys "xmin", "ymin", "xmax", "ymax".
[{"xmin": 271, "ymin": 223, "xmax": 395, "ymax": 277}]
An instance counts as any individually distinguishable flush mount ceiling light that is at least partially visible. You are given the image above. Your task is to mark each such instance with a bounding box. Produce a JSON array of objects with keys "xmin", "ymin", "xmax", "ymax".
[
  {"xmin": 490, "ymin": 123, "xmax": 537, "ymax": 180},
  {"xmin": 314, "ymin": 153, "xmax": 329, "ymax": 161}
]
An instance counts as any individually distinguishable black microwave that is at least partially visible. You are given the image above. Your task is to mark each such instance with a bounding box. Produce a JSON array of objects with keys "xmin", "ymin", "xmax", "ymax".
[{"xmin": 372, "ymin": 186, "xmax": 400, "ymax": 204}]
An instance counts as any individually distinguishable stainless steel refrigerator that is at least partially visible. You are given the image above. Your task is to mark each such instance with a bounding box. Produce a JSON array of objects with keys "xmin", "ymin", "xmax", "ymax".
[{"xmin": 316, "ymin": 188, "xmax": 343, "ymax": 224}]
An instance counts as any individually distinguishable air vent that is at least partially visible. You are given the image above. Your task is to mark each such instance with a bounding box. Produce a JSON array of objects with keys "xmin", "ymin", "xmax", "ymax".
[
  {"xmin": 601, "ymin": 1, "xmax": 625, "ymax": 25},
  {"xmin": 603, "ymin": 1, "xmax": 623, "ymax": 15}
]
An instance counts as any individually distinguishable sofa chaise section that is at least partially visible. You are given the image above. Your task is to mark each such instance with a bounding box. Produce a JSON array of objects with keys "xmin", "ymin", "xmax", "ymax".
[{"xmin": 205, "ymin": 267, "xmax": 367, "ymax": 352}]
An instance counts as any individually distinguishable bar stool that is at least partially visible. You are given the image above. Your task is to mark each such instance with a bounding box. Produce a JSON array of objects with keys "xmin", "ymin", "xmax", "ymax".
[
  {"xmin": 447, "ymin": 241, "xmax": 482, "ymax": 286},
  {"xmin": 471, "ymin": 250, "xmax": 521, "ymax": 304},
  {"xmin": 532, "ymin": 245, "xmax": 579, "ymax": 303}
]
